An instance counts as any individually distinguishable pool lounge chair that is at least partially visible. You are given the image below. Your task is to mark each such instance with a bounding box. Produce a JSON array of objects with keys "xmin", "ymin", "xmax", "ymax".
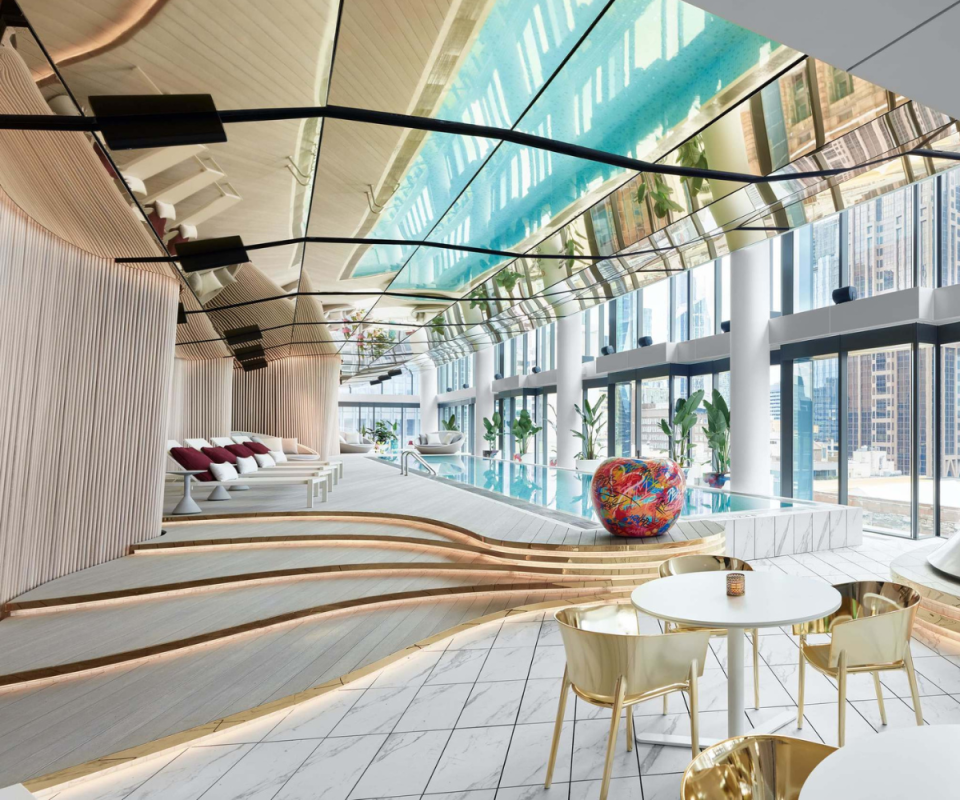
[
  {"xmin": 339, "ymin": 431, "xmax": 375, "ymax": 454},
  {"xmin": 414, "ymin": 432, "xmax": 464, "ymax": 456},
  {"xmin": 222, "ymin": 434, "xmax": 344, "ymax": 476}
]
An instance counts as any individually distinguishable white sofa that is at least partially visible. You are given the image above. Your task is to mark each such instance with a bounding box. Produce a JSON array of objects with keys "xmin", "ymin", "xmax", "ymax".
[
  {"xmin": 339, "ymin": 430, "xmax": 375, "ymax": 454},
  {"xmin": 414, "ymin": 431, "xmax": 464, "ymax": 455}
]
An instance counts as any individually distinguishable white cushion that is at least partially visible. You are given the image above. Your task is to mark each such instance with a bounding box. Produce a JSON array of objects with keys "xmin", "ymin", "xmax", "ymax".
[
  {"xmin": 343, "ymin": 431, "xmax": 360, "ymax": 444},
  {"xmin": 184, "ymin": 438, "xmax": 211, "ymax": 450},
  {"xmin": 441, "ymin": 432, "xmax": 457, "ymax": 445},
  {"xmin": 270, "ymin": 450, "xmax": 288, "ymax": 463},
  {"xmin": 282, "ymin": 437, "xmax": 299, "ymax": 455},
  {"xmin": 426, "ymin": 432, "xmax": 442, "ymax": 445},
  {"xmin": 254, "ymin": 453, "xmax": 276, "ymax": 468},
  {"xmin": 232, "ymin": 435, "xmax": 252, "ymax": 443},
  {"xmin": 254, "ymin": 434, "xmax": 284, "ymax": 452},
  {"xmin": 166, "ymin": 440, "xmax": 182, "ymax": 451},
  {"xmin": 210, "ymin": 437, "xmax": 234, "ymax": 447},
  {"xmin": 209, "ymin": 462, "xmax": 239, "ymax": 482},
  {"xmin": 236, "ymin": 455, "xmax": 258, "ymax": 474}
]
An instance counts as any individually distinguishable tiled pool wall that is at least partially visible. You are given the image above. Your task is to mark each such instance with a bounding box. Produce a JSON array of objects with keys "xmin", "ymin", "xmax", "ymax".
[{"xmin": 718, "ymin": 505, "xmax": 864, "ymax": 560}]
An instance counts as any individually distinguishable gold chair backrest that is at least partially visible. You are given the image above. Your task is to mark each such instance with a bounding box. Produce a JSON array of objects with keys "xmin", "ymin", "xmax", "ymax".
[
  {"xmin": 556, "ymin": 604, "xmax": 710, "ymax": 702},
  {"xmin": 828, "ymin": 603, "xmax": 917, "ymax": 668},
  {"xmin": 792, "ymin": 580, "xmax": 920, "ymax": 636},
  {"xmin": 659, "ymin": 554, "xmax": 753, "ymax": 579},
  {"xmin": 682, "ymin": 734, "xmax": 836, "ymax": 800}
]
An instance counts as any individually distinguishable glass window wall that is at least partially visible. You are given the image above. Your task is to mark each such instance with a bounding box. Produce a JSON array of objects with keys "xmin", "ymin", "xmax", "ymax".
[
  {"xmin": 793, "ymin": 356, "xmax": 839, "ymax": 503},
  {"xmin": 639, "ymin": 378, "xmax": 670, "ymax": 458}
]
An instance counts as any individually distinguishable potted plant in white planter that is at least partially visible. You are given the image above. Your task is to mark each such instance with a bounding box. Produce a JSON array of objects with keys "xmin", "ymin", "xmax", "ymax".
[
  {"xmin": 573, "ymin": 394, "xmax": 606, "ymax": 472},
  {"xmin": 365, "ymin": 420, "xmax": 398, "ymax": 455},
  {"xmin": 441, "ymin": 413, "xmax": 459, "ymax": 433},
  {"xmin": 702, "ymin": 389, "xmax": 731, "ymax": 488},
  {"xmin": 482, "ymin": 412, "xmax": 503, "ymax": 458},
  {"xmin": 511, "ymin": 409, "xmax": 542, "ymax": 464},
  {"xmin": 659, "ymin": 390, "xmax": 704, "ymax": 475}
]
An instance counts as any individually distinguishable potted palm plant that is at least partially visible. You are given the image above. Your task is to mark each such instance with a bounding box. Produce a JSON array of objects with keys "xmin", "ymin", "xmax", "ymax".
[
  {"xmin": 511, "ymin": 409, "xmax": 542, "ymax": 464},
  {"xmin": 659, "ymin": 390, "xmax": 704, "ymax": 473},
  {"xmin": 441, "ymin": 414, "xmax": 459, "ymax": 432},
  {"xmin": 573, "ymin": 394, "xmax": 606, "ymax": 473},
  {"xmin": 702, "ymin": 389, "xmax": 731, "ymax": 488},
  {"xmin": 482, "ymin": 412, "xmax": 503, "ymax": 458},
  {"xmin": 364, "ymin": 420, "xmax": 398, "ymax": 454}
]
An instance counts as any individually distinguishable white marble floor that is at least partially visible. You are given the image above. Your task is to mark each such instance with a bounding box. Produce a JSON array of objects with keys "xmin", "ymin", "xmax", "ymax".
[{"xmin": 45, "ymin": 533, "xmax": 960, "ymax": 800}]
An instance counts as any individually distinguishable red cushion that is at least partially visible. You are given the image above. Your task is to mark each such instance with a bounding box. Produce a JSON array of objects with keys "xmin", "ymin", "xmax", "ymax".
[
  {"xmin": 202, "ymin": 446, "xmax": 237, "ymax": 464},
  {"xmin": 169, "ymin": 447, "xmax": 214, "ymax": 481},
  {"xmin": 245, "ymin": 440, "xmax": 270, "ymax": 455},
  {"xmin": 226, "ymin": 443, "xmax": 255, "ymax": 459}
]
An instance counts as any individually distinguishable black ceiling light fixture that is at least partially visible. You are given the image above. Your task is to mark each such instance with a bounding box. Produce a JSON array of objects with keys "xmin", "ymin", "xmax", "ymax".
[
  {"xmin": 494, "ymin": 372, "xmax": 503, "ymax": 380},
  {"xmin": 387, "ymin": 368, "xmax": 403, "ymax": 377},
  {"xmin": 638, "ymin": 335, "xmax": 653, "ymax": 347},
  {"xmin": 531, "ymin": 366, "xmax": 542, "ymax": 374},
  {"xmin": 176, "ymin": 235, "xmax": 248, "ymax": 272},
  {"xmin": 600, "ymin": 344, "xmax": 615, "ymax": 356},
  {"xmin": 720, "ymin": 320, "xmax": 731, "ymax": 333},
  {"xmin": 223, "ymin": 324, "xmax": 261, "ymax": 347},
  {"xmin": 177, "ymin": 302, "xmax": 187, "ymax": 325},
  {"xmin": 239, "ymin": 358, "xmax": 267, "ymax": 372},
  {"xmin": 87, "ymin": 94, "xmax": 227, "ymax": 150},
  {"xmin": 233, "ymin": 343, "xmax": 265, "ymax": 362}
]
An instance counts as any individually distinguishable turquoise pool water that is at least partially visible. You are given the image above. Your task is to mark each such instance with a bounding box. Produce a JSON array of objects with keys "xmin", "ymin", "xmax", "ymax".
[{"xmin": 377, "ymin": 453, "xmax": 796, "ymax": 523}]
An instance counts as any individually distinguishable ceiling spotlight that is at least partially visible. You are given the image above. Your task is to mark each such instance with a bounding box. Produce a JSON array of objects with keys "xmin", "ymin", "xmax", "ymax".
[
  {"xmin": 387, "ymin": 368, "xmax": 403, "ymax": 377},
  {"xmin": 600, "ymin": 344, "xmax": 615, "ymax": 356},
  {"xmin": 239, "ymin": 358, "xmax": 267, "ymax": 372},
  {"xmin": 233, "ymin": 343, "xmax": 265, "ymax": 362},
  {"xmin": 638, "ymin": 336, "xmax": 653, "ymax": 347},
  {"xmin": 224, "ymin": 324, "xmax": 261, "ymax": 346},
  {"xmin": 832, "ymin": 286, "xmax": 857, "ymax": 304},
  {"xmin": 720, "ymin": 320, "xmax": 731, "ymax": 333},
  {"xmin": 176, "ymin": 235, "xmax": 248, "ymax": 273}
]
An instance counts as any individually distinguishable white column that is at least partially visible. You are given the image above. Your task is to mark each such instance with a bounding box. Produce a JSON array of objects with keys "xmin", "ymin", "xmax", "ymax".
[
  {"xmin": 419, "ymin": 365, "xmax": 438, "ymax": 435},
  {"xmin": 729, "ymin": 241, "xmax": 771, "ymax": 494},
  {"xmin": 556, "ymin": 314, "xmax": 582, "ymax": 469},
  {"xmin": 474, "ymin": 347, "xmax": 495, "ymax": 455}
]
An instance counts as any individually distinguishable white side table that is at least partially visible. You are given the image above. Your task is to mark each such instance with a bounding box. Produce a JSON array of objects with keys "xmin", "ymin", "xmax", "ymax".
[
  {"xmin": 168, "ymin": 470, "xmax": 206, "ymax": 515},
  {"xmin": 631, "ymin": 571, "xmax": 840, "ymax": 745},
  {"xmin": 800, "ymin": 724, "xmax": 959, "ymax": 800}
]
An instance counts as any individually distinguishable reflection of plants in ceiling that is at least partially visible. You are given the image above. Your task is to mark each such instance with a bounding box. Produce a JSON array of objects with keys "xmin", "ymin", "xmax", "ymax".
[
  {"xmin": 494, "ymin": 268, "xmax": 523, "ymax": 294},
  {"xmin": 676, "ymin": 135, "xmax": 709, "ymax": 197},
  {"xmin": 468, "ymin": 286, "xmax": 489, "ymax": 310},
  {"xmin": 563, "ymin": 231, "xmax": 585, "ymax": 269},
  {"xmin": 340, "ymin": 309, "xmax": 366, "ymax": 340},
  {"xmin": 635, "ymin": 174, "xmax": 683, "ymax": 219},
  {"xmin": 428, "ymin": 314, "xmax": 446, "ymax": 337},
  {"xmin": 363, "ymin": 327, "xmax": 394, "ymax": 359}
]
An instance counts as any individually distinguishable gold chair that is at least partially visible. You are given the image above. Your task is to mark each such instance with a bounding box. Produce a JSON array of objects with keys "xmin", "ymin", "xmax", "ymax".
[
  {"xmin": 546, "ymin": 602, "xmax": 711, "ymax": 800},
  {"xmin": 659, "ymin": 555, "xmax": 761, "ymax": 709},
  {"xmin": 681, "ymin": 734, "xmax": 836, "ymax": 800},
  {"xmin": 793, "ymin": 580, "xmax": 923, "ymax": 746}
]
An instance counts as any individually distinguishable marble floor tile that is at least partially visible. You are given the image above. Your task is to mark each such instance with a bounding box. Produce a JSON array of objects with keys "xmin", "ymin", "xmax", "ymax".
[
  {"xmin": 431, "ymin": 792, "xmax": 497, "ymax": 800},
  {"xmin": 823, "ymin": 671, "xmax": 896, "ymax": 702},
  {"xmin": 493, "ymin": 622, "xmax": 542, "ymax": 649},
  {"xmin": 53, "ymin": 750, "xmax": 183, "ymax": 800},
  {"xmin": 276, "ymin": 734, "xmax": 385, "ymax": 800},
  {"xmin": 518, "ymin": 678, "xmax": 573, "ymax": 725},
  {"xmin": 744, "ymin": 707, "xmax": 824, "ymax": 743},
  {"xmin": 121, "ymin": 744, "xmax": 254, "ymax": 800},
  {"xmin": 496, "ymin": 785, "xmax": 567, "ymax": 800},
  {"xmin": 371, "ymin": 651, "xmax": 444, "ymax": 689},
  {"xmin": 395, "ymin": 683, "xmax": 473, "ymax": 732},
  {"xmin": 914, "ymin": 693, "xmax": 960, "ymax": 724},
  {"xmin": 914, "ymin": 656, "xmax": 960, "ymax": 694},
  {"xmin": 756, "ymin": 633, "xmax": 799, "ymax": 666},
  {"xmin": 266, "ymin": 690, "xmax": 365, "ymax": 742},
  {"xmin": 569, "ymin": 718, "xmax": 638, "ymax": 782},
  {"xmin": 203, "ymin": 711, "xmax": 291, "ymax": 746},
  {"xmin": 770, "ymin": 662, "xmax": 837, "ymax": 705},
  {"xmin": 850, "ymin": 696, "xmax": 925, "ymax": 734},
  {"xmin": 350, "ymin": 730, "xmax": 451, "ymax": 799},
  {"xmin": 528, "ymin": 647, "xmax": 567, "ymax": 679},
  {"xmin": 426, "ymin": 648, "xmax": 491, "ymax": 685},
  {"xmin": 447, "ymin": 624, "xmax": 502, "ymax": 651},
  {"xmin": 632, "ymin": 715, "xmax": 697, "ymax": 776},
  {"xmin": 640, "ymin": 772, "xmax": 682, "ymax": 800},
  {"xmin": 427, "ymin": 726, "xmax": 514, "ymax": 794},
  {"xmin": 536, "ymin": 622, "xmax": 563, "ymax": 648},
  {"xmin": 477, "ymin": 647, "xmax": 535, "ymax": 682},
  {"xmin": 568, "ymin": 777, "xmax": 641, "ymax": 800},
  {"xmin": 500, "ymin": 721, "xmax": 572, "ymax": 788},
  {"xmin": 458, "ymin": 680, "xmax": 526, "ymax": 728},
  {"xmin": 201, "ymin": 739, "xmax": 319, "ymax": 800},
  {"xmin": 800, "ymin": 702, "xmax": 875, "ymax": 747},
  {"xmin": 697, "ymin": 666, "xmax": 794, "ymax": 710},
  {"xmin": 330, "ymin": 686, "xmax": 419, "ymax": 736}
]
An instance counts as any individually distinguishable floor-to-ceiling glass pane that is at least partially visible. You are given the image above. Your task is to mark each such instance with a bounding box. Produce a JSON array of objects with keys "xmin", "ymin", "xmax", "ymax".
[
  {"xmin": 689, "ymin": 263, "xmax": 714, "ymax": 340},
  {"xmin": 546, "ymin": 392, "xmax": 557, "ymax": 466},
  {"xmin": 339, "ymin": 406, "xmax": 360, "ymax": 433},
  {"xmin": 613, "ymin": 382, "xmax": 633, "ymax": 457},
  {"xmin": 615, "ymin": 293, "xmax": 636, "ymax": 352},
  {"xmin": 770, "ymin": 365, "xmax": 781, "ymax": 495},
  {"xmin": 919, "ymin": 344, "xmax": 935, "ymax": 535},
  {"xmin": 720, "ymin": 256, "xmax": 730, "ymax": 327},
  {"xmin": 793, "ymin": 356, "xmax": 839, "ymax": 502},
  {"xmin": 794, "ymin": 217, "xmax": 840, "ymax": 312},
  {"xmin": 690, "ymin": 374, "xmax": 713, "ymax": 483},
  {"xmin": 942, "ymin": 344, "xmax": 960, "ymax": 537},
  {"xmin": 640, "ymin": 378, "xmax": 670, "ymax": 458},
  {"xmin": 403, "ymin": 408, "xmax": 420, "ymax": 445},
  {"xmin": 848, "ymin": 186, "xmax": 914, "ymax": 299},
  {"xmin": 943, "ymin": 170, "xmax": 960, "ymax": 287},
  {"xmin": 673, "ymin": 274, "xmax": 689, "ymax": 342},
  {"xmin": 847, "ymin": 345, "xmax": 912, "ymax": 534},
  {"xmin": 642, "ymin": 279, "xmax": 670, "ymax": 344},
  {"xmin": 585, "ymin": 387, "xmax": 608, "ymax": 460},
  {"xmin": 919, "ymin": 179, "xmax": 937, "ymax": 288}
]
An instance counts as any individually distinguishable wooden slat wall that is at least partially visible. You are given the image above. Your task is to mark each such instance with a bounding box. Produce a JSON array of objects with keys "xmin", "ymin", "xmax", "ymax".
[
  {"xmin": 167, "ymin": 358, "xmax": 233, "ymax": 442},
  {"xmin": 0, "ymin": 189, "xmax": 178, "ymax": 605},
  {"xmin": 232, "ymin": 355, "xmax": 340, "ymax": 458}
]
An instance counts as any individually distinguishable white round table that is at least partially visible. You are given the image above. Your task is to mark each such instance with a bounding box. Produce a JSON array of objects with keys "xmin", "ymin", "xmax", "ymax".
[
  {"xmin": 631, "ymin": 571, "xmax": 841, "ymax": 738},
  {"xmin": 800, "ymin": 724, "xmax": 959, "ymax": 800}
]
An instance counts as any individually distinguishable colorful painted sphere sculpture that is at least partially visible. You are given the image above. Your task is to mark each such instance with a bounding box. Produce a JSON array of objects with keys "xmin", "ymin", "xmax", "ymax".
[{"xmin": 590, "ymin": 457, "xmax": 686, "ymax": 538}]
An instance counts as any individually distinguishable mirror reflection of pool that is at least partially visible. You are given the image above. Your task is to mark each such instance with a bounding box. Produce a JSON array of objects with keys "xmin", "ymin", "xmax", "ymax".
[{"xmin": 377, "ymin": 453, "xmax": 796, "ymax": 523}]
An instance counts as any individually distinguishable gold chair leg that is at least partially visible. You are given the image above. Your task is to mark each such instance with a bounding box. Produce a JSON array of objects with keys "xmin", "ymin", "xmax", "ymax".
[
  {"xmin": 752, "ymin": 628, "xmax": 760, "ymax": 709},
  {"xmin": 797, "ymin": 634, "xmax": 806, "ymax": 728},
  {"xmin": 545, "ymin": 666, "xmax": 570, "ymax": 788},
  {"xmin": 689, "ymin": 658, "xmax": 700, "ymax": 760},
  {"xmin": 904, "ymin": 648, "xmax": 924, "ymax": 727},
  {"xmin": 600, "ymin": 677, "xmax": 626, "ymax": 800},
  {"xmin": 872, "ymin": 672, "xmax": 887, "ymax": 726},
  {"xmin": 662, "ymin": 693, "xmax": 669, "ymax": 714},
  {"xmin": 626, "ymin": 705, "xmax": 634, "ymax": 752},
  {"xmin": 838, "ymin": 651, "xmax": 847, "ymax": 748}
]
